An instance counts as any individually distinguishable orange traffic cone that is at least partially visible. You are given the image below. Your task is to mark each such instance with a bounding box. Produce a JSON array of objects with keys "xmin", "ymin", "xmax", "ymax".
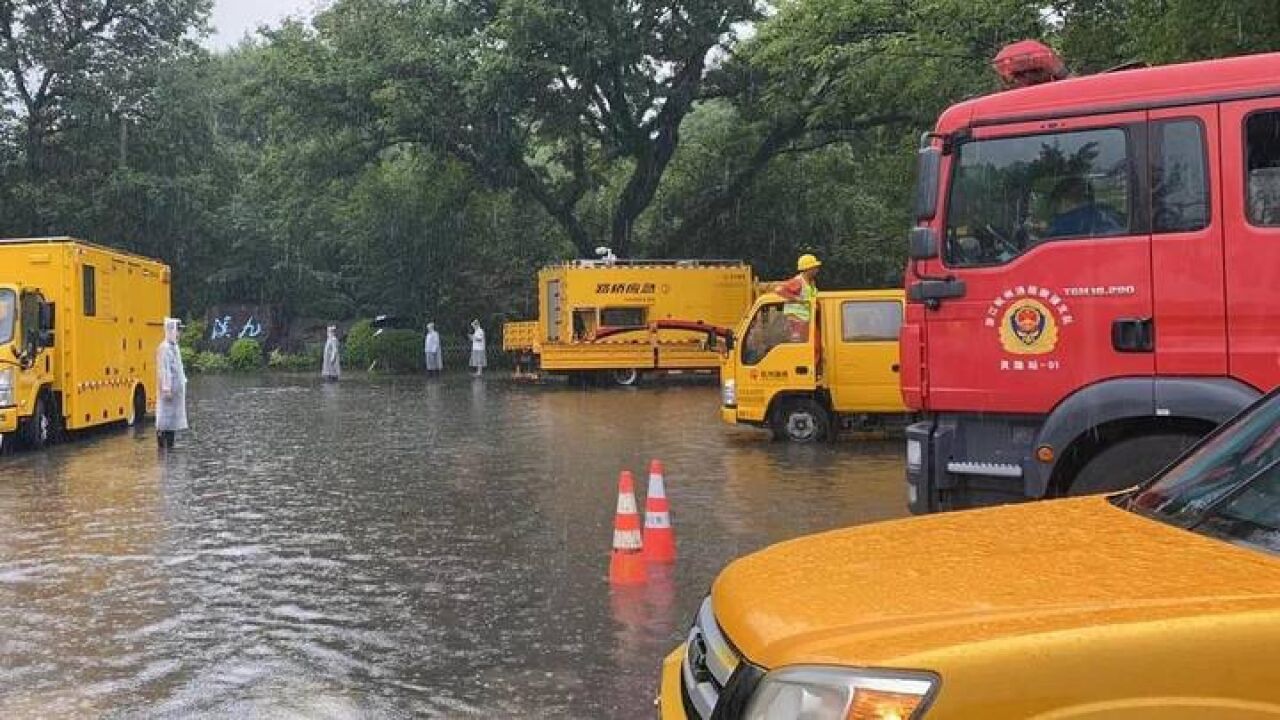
[
  {"xmin": 610, "ymin": 470, "xmax": 647, "ymax": 585},
  {"xmin": 643, "ymin": 459, "xmax": 676, "ymax": 563}
]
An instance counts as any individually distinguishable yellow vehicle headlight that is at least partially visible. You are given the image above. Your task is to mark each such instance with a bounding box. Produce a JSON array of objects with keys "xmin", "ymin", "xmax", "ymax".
[
  {"xmin": 743, "ymin": 666, "xmax": 937, "ymax": 720},
  {"xmin": 0, "ymin": 367, "xmax": 13, "ymax": 407}
]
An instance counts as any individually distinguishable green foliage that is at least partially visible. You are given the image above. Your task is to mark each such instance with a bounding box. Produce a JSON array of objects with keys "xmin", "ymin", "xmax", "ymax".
[
  {"xmin": 227, "ymin": 338, "xmax": 264, "ymax": 371},
  {"xmin": 0, "ymin": 0, "xmax": 1275, "ymax": 335},
  {"xmin": 180, "ymin": 319, "xmax": 207, "ymax": 352},
  {"xmin": 180, "ymin": 345, "xmax": 197, "ymax": 370},
  {"xmin": 268, "ymin": 348, "xmax": 321, "ymax": 371},
  {"xmin": 370, "ymin": 329, "xmax": 425, "ymax": 374},
  {"xmin": 193, "ymin": 351, "xmax": 230, "ymax": 373},
  {"xmin": 343, "ymin": 319, "xmax": 375, "ymax": 369}
]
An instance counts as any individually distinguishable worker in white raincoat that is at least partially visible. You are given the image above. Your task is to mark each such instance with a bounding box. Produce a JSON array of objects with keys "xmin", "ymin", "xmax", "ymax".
[
  {"xmin": 424, "ymin": 322, "xmax": 443, "ymax": 375},
  {"xmin": 155, "ymin": 317, "xmax": 188, "ymax": 448},
  {"xmin": 468, "ymin": 320, "xmax": 486, "ymax": 376},
  {"xmin": 321, "ymin": 325, "xmax": 341, "ymax": 381}
]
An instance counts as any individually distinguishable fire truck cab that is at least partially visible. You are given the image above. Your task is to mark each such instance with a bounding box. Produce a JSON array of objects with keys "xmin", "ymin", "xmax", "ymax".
[{"xmin": 904, "ymin": 47, "xmax": 1280, "ymax": 513}]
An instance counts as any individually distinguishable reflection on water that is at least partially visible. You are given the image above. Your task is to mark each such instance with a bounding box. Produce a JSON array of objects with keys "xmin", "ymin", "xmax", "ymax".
[{"xmin": 0, "ymin": 374, "xmax": 907, "ymax": 718}]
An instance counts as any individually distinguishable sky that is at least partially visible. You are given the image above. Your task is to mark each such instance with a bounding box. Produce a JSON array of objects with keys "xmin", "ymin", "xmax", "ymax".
[{"xmin": 207, "ymin": 0, "xmax": 323, "ymax": 49}]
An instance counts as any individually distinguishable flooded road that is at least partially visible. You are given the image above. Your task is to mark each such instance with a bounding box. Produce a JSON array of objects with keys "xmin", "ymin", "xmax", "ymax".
[{"xmin": 0, "ymin": 374, "xmax": 908, "ymax": 718}]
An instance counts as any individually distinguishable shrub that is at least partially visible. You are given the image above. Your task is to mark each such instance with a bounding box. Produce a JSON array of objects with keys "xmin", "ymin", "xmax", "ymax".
[
  {"xmin": 180, "ymin": 319, "xmax": 206, "ymax": 352},
  {"xmin": 227, "ymin": 338, "xmax": 263, "ymax": 371},
  {"xmin": 371, "ymin": 329, "xmax": 425, "ymax": 373},
  {"xmin": 193, "ymin": 351, "xmax": 230, "ymax": 373},
  {"xmin": 343, "ymin": 319, "xmax": 375, "ymax": 369},
  {"xmin": 180, "ymin": 345, "xmax": 197, "ymax": 370},
  {"xmin": 268, "ymin": 348, "xmax": 321, "ymax": 372}
]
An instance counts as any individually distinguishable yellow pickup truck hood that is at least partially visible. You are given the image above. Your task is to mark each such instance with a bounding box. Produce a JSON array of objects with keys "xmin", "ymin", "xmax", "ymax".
[{"xmin": 712, "ymin": 497, "xmax": 1280, "ymax": 670}]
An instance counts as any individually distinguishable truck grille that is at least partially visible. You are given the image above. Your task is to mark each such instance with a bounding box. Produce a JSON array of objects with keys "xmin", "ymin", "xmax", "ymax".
[{"xmin": 681, "ymin": 597, "xmax": 745, "ymax": 718}]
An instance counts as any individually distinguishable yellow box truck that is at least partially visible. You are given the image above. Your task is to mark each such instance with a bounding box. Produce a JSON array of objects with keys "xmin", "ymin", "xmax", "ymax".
[
  {"xmin": 720, "ymin": 288, "xmax": 907, "ymax": 441},
  {"xmin": 503, "ymin": 259, "xmax": 755, "ymax": 385},
  {"xmin": 0, "ymin": 237, "xmax": 170, "ymax": 450}
]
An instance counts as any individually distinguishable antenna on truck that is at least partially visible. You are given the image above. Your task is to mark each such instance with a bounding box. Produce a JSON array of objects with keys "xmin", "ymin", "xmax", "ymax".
[{"xmin": 594, "ymin": 246, "xmax": 618, "ymax": 266}]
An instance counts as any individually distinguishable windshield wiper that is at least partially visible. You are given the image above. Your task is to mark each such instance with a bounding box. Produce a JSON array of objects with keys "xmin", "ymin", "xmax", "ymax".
[{"xmin": 1184, "ymin": 455, "xmax": 1280, "ymax": 531}]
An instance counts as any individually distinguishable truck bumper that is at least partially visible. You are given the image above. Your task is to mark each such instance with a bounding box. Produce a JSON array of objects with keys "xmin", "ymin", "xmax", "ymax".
[
  {"xmin": 658, "ymin": 645, "xmax": 689, "ymax": 719},
  {"xmin": 0, "ymin": 407, "xmax": 16, "ymax": 434},
  {"xmin": 906, "ymin": 420, "xmax": 943, "ymax": 514},
  {"xmin": 720, "ymin": 406, "xmax": 738, "ymax": 426},
  {"xmin": 908, "ymin": 413, "xmax": 1040, "ymax": 514}
]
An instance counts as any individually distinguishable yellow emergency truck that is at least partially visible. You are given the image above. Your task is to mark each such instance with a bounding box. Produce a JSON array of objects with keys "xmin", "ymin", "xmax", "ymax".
[
  {"xmin": 0, "ymin": 237, "xmax": 170, "ymax": 450},
  {"xmin": 720, "ymin": 289, "xmax": 907, "ymax": 441},
  {"xmin": 503, "ymin": 259, "xmax": 754, "ymax": 385}
]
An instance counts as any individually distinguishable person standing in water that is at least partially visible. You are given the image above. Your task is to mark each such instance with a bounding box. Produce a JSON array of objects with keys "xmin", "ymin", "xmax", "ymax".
[
  {"xmin": 155, "ymin": 317, "xmax": 188, "ymax": 448},
  {"xmin": 468, "ymin": 320, "xmax": 486, "ymax": 377},
  {"xmin": 424, "ymin": 322, "xmax": 443, "ymax": 375},
  {"xmin": 321, "ymin": 325, "xmax": 341, "ymax": 381}
]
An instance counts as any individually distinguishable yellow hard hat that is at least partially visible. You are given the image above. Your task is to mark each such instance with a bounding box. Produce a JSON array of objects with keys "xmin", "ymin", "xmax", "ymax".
[{"xmin": 797, "ymin": 254, "xmax": 822, "ymax": 272}]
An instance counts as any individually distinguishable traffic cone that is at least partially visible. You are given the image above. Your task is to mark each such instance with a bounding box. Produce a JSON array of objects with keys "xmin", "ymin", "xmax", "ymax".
[
  {"xmin": 609, "ymin": 470, "xmax": 647, "ymax": 585},
  {"xmin": 643, "ymin": 459, "xmax": 677, "ymax": 563}
]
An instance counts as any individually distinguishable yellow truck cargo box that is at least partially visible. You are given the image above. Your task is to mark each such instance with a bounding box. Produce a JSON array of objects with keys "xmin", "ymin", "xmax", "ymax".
[
  {"xmin": 0, "ymin": 237, "xmax": 170, "ymax": 450},
  {"xmin": 503, "ymin": 259, "xmax": 755, "ymax": 384}
]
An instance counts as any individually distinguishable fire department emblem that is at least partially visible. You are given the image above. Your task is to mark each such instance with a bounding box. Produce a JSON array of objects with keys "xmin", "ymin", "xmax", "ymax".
[{"xmin": 999, "ymin": 298, "xmax": 1059, "ymax": 354}]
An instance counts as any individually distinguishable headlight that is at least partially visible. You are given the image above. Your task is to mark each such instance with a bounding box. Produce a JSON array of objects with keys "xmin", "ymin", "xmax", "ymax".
[
  {"xmin": 0, "ymin": 367, "xmax": 13, "ymax": 407},
  {"xmin": 906, "ymin": 438, "xmax": 922, "ymax": 470},
  {"xmin": 744, "ymin": 666, "xmax": 937, "ymax": 720},
  {"xmin": 722, "ymin": 379, "xmax": 737, "ymax": 406}
]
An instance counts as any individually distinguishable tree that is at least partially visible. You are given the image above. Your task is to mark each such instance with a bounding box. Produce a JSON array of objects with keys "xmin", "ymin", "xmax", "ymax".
[
  {"xmin": 267, "ymin": 0, "xmax": 759, "ymax": 257},
  {"xmin": 0, "ymin": 0, "xmax": 209, "ymax": 174},
  {"xmin": 1053, "ymin": 0, "xmax": 1280, "ymax": 70},
  {"xmin": 659, "ymin": 0, "xmax": 1046, "ymax": 251}
]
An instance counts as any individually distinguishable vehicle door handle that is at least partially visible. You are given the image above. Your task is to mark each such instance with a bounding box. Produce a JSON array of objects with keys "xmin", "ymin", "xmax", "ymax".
[
  {"xmin": 1112, "ymin": 317, "xmax": 1154, "ymax": 353},
  {"xmin": 891, "ymin": 364, "xmax": 900, "ymax": 373},
  {"xmin": 795, "ymin": 366, "xmax": 809, "ymax": 376}
]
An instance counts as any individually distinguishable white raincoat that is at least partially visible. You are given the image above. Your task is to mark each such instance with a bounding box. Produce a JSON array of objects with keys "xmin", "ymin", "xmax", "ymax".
[
  {"xmin": 469, "ymin": 323, "xmax": 486, "ymax": 369},
  {"xmin": 322, "ymin": 326, "xmax": 341, "ymax": 379},
  {"xmin": 155, "ymin": 318, "xmax": 188, "ymax": 432},
  {"xmin": 424, "ymin": 325, "xmax": 443, "ymax": 371}
]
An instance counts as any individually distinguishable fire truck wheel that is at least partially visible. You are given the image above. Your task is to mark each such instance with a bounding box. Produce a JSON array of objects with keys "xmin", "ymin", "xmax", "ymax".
[
  {"xmin": 1068, "ymin": 432, "xmax": 1200, "ymax": 496},
  {"xmin": 21, "ymin": 394, "xmax": 53, "ymax": 450},
  {"xmin": 612, "ymin": 368, "xmax": 640, "ymax": 386},
  {"xmin": 771, "ymin": 398, "xmax": 831, "ymax": 443}
]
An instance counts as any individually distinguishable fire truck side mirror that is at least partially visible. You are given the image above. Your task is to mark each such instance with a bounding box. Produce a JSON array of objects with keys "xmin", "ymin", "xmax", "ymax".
[
  {"xmin": 908, "ymin": 227, "xmax": 938, "ymax": 260},
  {"xmin": 914, "ymin": 146, "xmax": 941, "ymax": 222}
]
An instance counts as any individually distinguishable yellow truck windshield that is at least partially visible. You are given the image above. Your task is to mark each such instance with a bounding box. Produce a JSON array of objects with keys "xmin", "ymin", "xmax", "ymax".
[{"xmin": 0, "ymin": 289, "xmax": 14, "ymax": 345}]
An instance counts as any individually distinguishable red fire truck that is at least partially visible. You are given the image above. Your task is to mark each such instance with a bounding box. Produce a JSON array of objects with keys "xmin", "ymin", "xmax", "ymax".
[{"xmin": 903, "ymin": 43, "xmax": 1280, "ymax": 513}]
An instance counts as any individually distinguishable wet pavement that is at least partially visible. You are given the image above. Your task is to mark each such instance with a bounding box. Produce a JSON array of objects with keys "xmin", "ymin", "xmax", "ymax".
[{"xmin": 0, "ymin": 374, "xmax": 908, "ymax": 718}]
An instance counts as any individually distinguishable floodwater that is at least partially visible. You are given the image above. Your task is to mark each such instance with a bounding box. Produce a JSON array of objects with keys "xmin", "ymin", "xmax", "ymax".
[{"xmin": 0, "ymin": 374, "xmax": 908, "ymax": 719}]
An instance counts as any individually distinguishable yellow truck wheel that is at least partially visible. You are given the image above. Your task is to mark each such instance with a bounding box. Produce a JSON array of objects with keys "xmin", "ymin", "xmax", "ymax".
[
  {"xmin": 20, "ymin": 393, "xmax": 53, "ymax": 449},
  {"xmin": 612, "ymin": 368, "xmax": 640, "ymax": 386},
  {"xmin": 770, "ymin": 398, "xmax": 832, "ymax": 443},
  {"xmin": 127, "ymin": 386, "xmax": 147, "ymax": 427}
]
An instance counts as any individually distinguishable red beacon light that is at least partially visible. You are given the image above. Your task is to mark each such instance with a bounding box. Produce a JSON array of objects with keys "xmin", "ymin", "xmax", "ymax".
[{"xmin": 993, "ymin": 40, "xmax": 1069, "ymax": 88}]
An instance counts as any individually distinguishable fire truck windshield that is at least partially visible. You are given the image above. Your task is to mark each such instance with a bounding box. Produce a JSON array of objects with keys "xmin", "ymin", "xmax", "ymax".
[{"xmin": 944, "ymin": 127, "xmax": 1132, "ymax": 267}]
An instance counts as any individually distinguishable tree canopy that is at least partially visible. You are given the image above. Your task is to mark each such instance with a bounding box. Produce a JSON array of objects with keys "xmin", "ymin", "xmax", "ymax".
[{"xmin": 0, "ymin": 0, "xmax": 1275, "ymax": 332}]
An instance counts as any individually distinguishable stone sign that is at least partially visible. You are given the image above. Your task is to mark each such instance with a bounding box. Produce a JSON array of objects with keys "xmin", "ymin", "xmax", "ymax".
[{"xmin": 204, "ymin": 305, "xmax": 284, "ymax": 352}]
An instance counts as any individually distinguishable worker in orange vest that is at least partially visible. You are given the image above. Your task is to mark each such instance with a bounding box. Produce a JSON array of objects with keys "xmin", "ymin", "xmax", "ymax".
[{"xmin": 777, "ymin": 254, "xmax": 821, "ymax": 341}]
